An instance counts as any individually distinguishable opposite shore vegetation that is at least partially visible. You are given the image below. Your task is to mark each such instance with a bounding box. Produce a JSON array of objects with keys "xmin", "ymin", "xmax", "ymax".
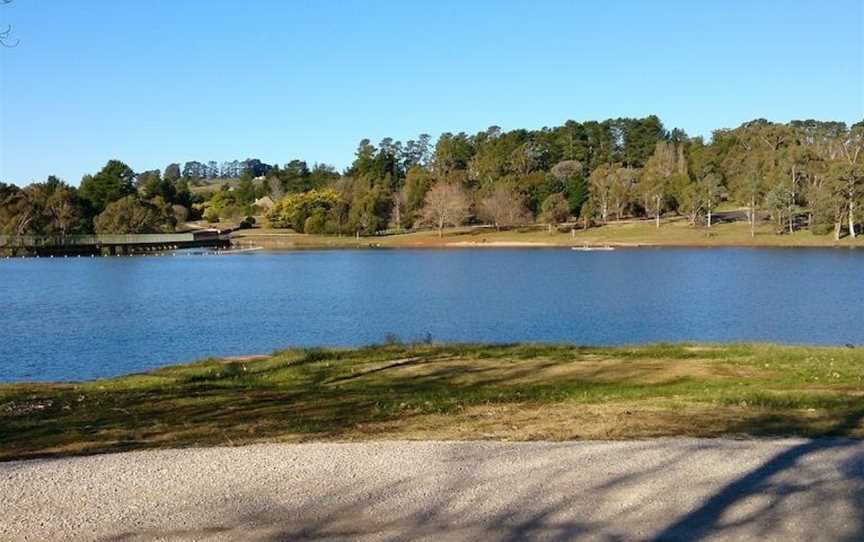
[{"xmin": 2, "ymin": 116, "xmax": 864, "ymax": 252}]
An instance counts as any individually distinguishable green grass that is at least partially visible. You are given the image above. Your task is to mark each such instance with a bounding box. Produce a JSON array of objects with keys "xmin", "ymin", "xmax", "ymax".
[{"xmin": 2, "ymin": 342, "xmax": 863, "ymax": 461}]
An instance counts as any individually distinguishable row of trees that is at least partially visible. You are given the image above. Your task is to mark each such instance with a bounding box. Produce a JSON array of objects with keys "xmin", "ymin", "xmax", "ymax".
[
  {"xmin": 3, "ymin": 116, "xmax": 861, "ymax": 238},
  {"xmin": 177, "ymin": 159, "xmax": 274, "ymax": 181},
  {"xmin": 138, "ymin": 158, "xmax": 276, "ymax": 182},
  {"xmin": 0, "ymin": 161, "xmax": 192, "ymax": 236},
  {"xmin": 262, "ymin": 117, "xmax": 863, "ymax": 239}
]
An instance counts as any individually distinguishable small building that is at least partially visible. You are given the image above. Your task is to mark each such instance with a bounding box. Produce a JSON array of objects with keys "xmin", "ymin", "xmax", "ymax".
[{"xmin": 253, "ymin": 196, "xmax": 275, "ymax": 210}]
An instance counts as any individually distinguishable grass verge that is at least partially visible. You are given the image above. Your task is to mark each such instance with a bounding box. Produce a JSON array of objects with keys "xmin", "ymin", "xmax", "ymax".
[{"xmin": 2, "ymin": 342, "xmax": 863, "ymax": 461}]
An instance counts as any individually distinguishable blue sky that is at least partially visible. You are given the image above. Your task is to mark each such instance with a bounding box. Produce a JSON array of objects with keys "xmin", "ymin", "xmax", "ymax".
[{"xmin": 1, "ymin": 0, "xmax": 862, "ymax": 185}]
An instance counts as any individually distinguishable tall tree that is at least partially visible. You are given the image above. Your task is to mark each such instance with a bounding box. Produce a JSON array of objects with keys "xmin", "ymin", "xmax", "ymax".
[
  {"xmin": 79, "ymin": 160, "xmax": 136, "ymax": 214},
  {"xmin": 588, "ymin": 164, "xmax": 616, "ymax": 224},
  {"xmin": 638, "ymin": 141, "xmax": 678, "ymax": 228},
  {"xmin": 433, "ymin": 132, "xmax": 474, "ymax": 178}
]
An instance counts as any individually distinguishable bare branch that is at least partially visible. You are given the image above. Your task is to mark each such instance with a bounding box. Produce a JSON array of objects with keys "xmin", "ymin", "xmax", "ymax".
[{"xmin": 1, "ymin": 0, "xmax": 18, "ymax": 47}]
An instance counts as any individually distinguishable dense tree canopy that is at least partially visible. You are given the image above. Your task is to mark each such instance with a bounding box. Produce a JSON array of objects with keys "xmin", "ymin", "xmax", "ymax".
[
  {"xmin": 93, "ymin": 196, "xmax": 175, "ymax": 234},
  {"xmin": 4, "ymin": 116, "xmax": 863, "ymax": 238},
  {"xmin": 78, "ymin": 160, "xmax": 136, "ymax": 214}
]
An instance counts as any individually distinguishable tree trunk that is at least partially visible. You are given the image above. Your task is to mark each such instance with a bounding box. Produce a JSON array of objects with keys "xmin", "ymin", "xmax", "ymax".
[
  {"xmin": 835, "ymin": 220, "xmax": 842, "ymax": 241},
  {"xmin": 707, "ymin": 206, "xmax": 712, "ymax": 229},
  {"xmin": 394, "ymin": 205, "xmax": 401, "ymax": 233},
  {"xmin": 750, "ymin": 199, "xmax": 756, "ymax": 238},
  {"xmin": 849, "ymin": 200, "xmax": 856, "ymax": 239}
]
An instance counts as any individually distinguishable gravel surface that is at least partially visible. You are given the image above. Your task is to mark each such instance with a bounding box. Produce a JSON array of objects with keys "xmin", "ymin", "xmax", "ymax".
[{"xmin": 2, "ymin": 438, "xmax": 863, "ymax": 541}]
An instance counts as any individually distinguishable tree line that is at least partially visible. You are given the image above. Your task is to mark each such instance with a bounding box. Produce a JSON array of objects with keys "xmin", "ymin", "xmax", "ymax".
[
  {"xmin": 266, "ymin": 116, "xmax": 864, "ymax": 240},
  {"xmin": 2, "ymin": 116, "xmax": 862, "ymax": 239},
  {"xmin": 1, "ymin": 160, "xmax": 194, "ymax": 237}
]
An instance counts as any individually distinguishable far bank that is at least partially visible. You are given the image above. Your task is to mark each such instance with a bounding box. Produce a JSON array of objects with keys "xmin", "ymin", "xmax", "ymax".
[{"xmin": 230, "ymin": 217, "xmax": 864, "ymax": 251}]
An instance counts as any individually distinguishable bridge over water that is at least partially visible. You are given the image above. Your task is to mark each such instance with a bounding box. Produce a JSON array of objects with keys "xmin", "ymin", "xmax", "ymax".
[{"xmin": 0, "ymin": 230, "xmax": 231, "ymax": 256}]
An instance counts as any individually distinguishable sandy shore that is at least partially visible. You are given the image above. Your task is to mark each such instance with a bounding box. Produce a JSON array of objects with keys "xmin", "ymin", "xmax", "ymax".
[
  {"xmin": 2, "ymin": 438, "xmax": 863, "ymax": 541},
  {"xmin": 445, "ymin": 240, "xmax": 560, "ymax": 247}
]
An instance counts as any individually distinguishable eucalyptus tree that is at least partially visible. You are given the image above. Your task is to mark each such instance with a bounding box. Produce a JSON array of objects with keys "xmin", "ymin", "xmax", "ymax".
[
  {"xmin": 588, "ymin": 164, "xmax": 616, "ymax": 224},
  {"xmin": 638, "ymin": 141, "xmax": 678, "ymax": 227},
  {"xmin": 509, "ymin": 141, "xmax": 546, "ymax": 176},
  {"xmin": 44, "ymin": 186, "xmax": 83, "ymax": 240},
  {"xmin": 0, "ymin": 185, "xmax": 41, "ymax": 235},
  {"xmin": 836, "ymin": 123, "xmax": 864, "ymax": 238},
  {"xmin": 610, "ymin": 167, "xmax": 638, "ymax": 221}
]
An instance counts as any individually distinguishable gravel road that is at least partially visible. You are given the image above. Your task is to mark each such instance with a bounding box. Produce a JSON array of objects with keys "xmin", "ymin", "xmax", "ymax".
[{"xmin": 2, "ymin": 438, "xmax": 863, "ymax": 541}]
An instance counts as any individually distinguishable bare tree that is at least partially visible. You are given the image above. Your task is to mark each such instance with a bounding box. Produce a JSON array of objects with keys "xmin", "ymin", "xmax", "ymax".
[
  {"xmin": 478, "ymin": 185, "xmax": 530, "ymax": 230},
  {"xmin": 1, "ymin": 0, "xmax": 19, "ymax": 48},
  {"xmin": 420, "ymin": 182, "xmax": 470, "ymax": 237}
]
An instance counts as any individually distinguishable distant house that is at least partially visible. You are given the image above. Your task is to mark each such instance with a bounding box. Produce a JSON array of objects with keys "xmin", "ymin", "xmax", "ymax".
[{"xmin": 253, "ymin": 196, "xmax": 275, "ymax": 210}]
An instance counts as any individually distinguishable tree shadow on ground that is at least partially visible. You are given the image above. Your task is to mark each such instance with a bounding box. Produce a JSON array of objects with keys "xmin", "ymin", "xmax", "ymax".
[
  {"xmin": 95, "ymin": 430, "xmax": 864, "ymax": 541},
  {"xmin": 647, "ymin": 407, "xmax": 864, "ymax": 541}
]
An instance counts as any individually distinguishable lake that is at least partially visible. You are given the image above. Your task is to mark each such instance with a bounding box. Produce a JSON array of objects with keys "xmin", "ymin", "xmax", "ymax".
[{"xmin": 2, "ymin": 248, "xmax": 864, "ymax": 382}]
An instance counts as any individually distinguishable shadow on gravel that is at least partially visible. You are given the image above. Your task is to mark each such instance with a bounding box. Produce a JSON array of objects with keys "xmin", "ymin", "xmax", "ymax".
[
  {"xmin": 97, "ymin": 435, "xmax": 861, "ymax": 541},
  {"xmin": 649, "ymin": 408, "xmax": 864, "ymax": 541},
  {"xmin": 88, "ymin": 410, "xmax": 864, "ymax": 541},
  {"xmin": 231, "ymin": 410, "xmax": 864, "ymax": 541}
]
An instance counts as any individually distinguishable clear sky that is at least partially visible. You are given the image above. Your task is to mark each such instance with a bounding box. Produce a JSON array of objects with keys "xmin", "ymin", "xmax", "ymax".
[{"xmin": 1, "ymin": 0, "xmax": 862, "ymax": 185}]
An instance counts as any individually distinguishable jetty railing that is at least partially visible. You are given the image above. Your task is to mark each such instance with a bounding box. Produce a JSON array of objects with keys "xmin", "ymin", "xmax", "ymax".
[{"xmin": 0, "ymin": 230, "xmax": 230, "ymax": 255}]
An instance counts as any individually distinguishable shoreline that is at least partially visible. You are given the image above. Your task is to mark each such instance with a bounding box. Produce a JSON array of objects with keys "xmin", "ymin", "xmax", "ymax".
[
  {"xmin": 229, "ymin": 239, "xmax": 864, "ymax": 252},
  {"xmin": 229, "ymin": 221, "xmax": 864, "ymax": 251}
]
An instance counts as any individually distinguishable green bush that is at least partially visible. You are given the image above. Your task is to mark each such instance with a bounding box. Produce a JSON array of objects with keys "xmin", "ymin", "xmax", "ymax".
[{"xmin": 304, "ymin": 212, "xmax": 327, "ymax": 234}]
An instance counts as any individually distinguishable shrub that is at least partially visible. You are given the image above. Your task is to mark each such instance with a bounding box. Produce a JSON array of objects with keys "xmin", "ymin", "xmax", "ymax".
[
  {"xmin": 304, "ymin": 212, "xmax": 327, "ymax": 234},
  {"xmin": 237, "ymin": 216, "xmax": 256, "ymax": 230},
  {"xmin": 268, "ymin": 189, "xmax": 343, "ymax": 232}
]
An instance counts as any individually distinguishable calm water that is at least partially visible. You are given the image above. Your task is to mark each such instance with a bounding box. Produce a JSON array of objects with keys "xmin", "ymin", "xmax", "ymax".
[{"xmin": 2, "ymin": 248, "xmax": 864, "ymax": 382}]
